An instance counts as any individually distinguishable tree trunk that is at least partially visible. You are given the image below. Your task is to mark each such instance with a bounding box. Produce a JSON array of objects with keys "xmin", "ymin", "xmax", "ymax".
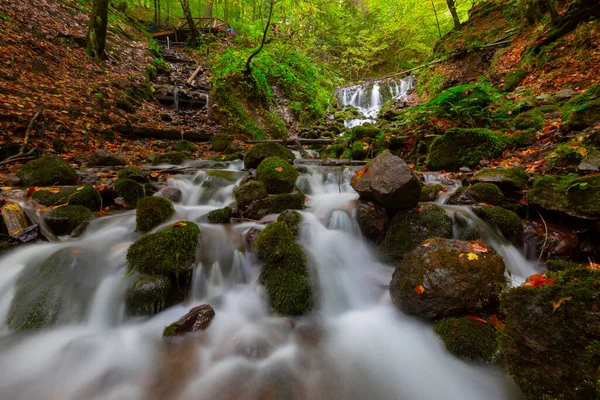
[
  {"xmin": 543, "ymin": 0, "xmax": 560, "ymax": 27},
  {"xmin": 85, "ymin": 0, "xmax": 110, "ymax": 60},
  {"xmin": 180, "ymin": 0, "xmax": 200, "ymax": 44},
  {"xmin": 430, "ymin": 0, "xmax": 442, "ymax": 39},
  {"xmin": 244, "ymin": 0, "xmax": 275, "ymax": 75},
  {"xmin": 446, "ymin": 0, "xmax": 461, "ymax": 30},
  {"xmin": 205, "ymin": 0, "xmax": 213, "ymax": 18}
]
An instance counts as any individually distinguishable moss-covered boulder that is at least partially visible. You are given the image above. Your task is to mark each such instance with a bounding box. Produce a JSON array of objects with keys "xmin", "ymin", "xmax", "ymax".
[
  {"xmin": 5, "ymin": 247, "xmax": 101, "ymax": 330},
  {"xmin": 256, "ymin": 157, "xmax": 299, "ymax": 194},
  {"xmin": 350, "ymin": 141, "xmax": 369, "ymax": 160},
  {"xmin": 513, "ymin": 109, "xmax": 544, "ymax": 131},
  {"xmin": 278, "ymin": 210, "xmax": 302, "ymax": 237},
  {"xmin": 126, "ymin": 222, "xmax": 200, "ymax": 277},
  {"xmin": 502, "ymin": 268, "xmax": 600, "ymax": 399},
  {"xmin": 87, "ymin": 150, "xmax": 126, "ymax": 167},
  {"xmin": 163, "ymin": 304, "xmax": 215, "ymax": 337},
  {"xmin": 528, "ymin": 174, "xmax": 600, "ymax": 219},
  {"xmin": 31, "ymin": 186, "xmax": 102, "ymax": 211},
  {"xmin": 447, "ymin": 183, "xmax": 504, "ymax": 206},
  {"xmin": 434, "ymin": 317, "xmax": 499, "ymax": 361},
  {"xmin": 545, "ymin": 259, "xmax": 586, "ymax": 272},
  {"xmin": 244, "ymin": 142, "xmax": 295, "ymax": 169},
  {"xmin": 472, "ymin": 167, "xmax": 529, "ymax": 192},
  {"xmin": 356, "ymin": 199, "xmax": 389, "ymax": 244},
  {"xmin": 245, "ymin": 193, "xmax": 305, "ymax": 220},
  {"xmin": 125, "ymin": 275, "xmax": 174, "ymax": 316},
  {"xmin": 211, "ymin": 134, "xmax": 233, "ymax": 152},
  {"xmin": 17, "ymin": 155, "xmax": 77, "ymax": 186},
  {"xmin": 473, "ymin": 205, "xmax": 523, "ymax": 242},
  {"xmin": 254, "ymin": 222, "xmax": 313, "ymax": 316},
  {"xmin": 390, "ymin": 238, "xmax": 507, "ymax": 319},
  {"xmin": 174, "ymin": 140, "xmax": 197, "ymax": 152},
  {"xmin": 378, "ymin": 204, "xmax": 452, "ymax": 263},
  {"xmin": 427, "ymin": 129, "xmax": 512, "ymax": 171},
  {"xmin": 234, "ymin": 181, "xmax": 268, "ymax": 210},
  {"xmin": 135, "ymin": 196, "xmax": 175, "ymax": 232},
  {"xmin": 152, "ymin": 152, "xmax": 188, "ymax": 166},
  {"xmin": 419, "ymin": 184, "xmax": 443, "ymax": 202},
  {"xmin": 561, "ymin": 83, "xmax": 600, "ymax": 131},
  {"xmin": 503, "ymin": 69, "xmax": 526, "ymax": 92},
  {"xmin": 351, "ymin": 124, "xmax": 380, "ymax": 140},
  {"xmin": 115, "ymin": 178, "xmax": 145, "ymax": 208},
  {"xmin": 117, "ymin": 166, "xmax": 147, "ymax": 183},
  {"xmin": 44, "ymin": 205, "xmax": 93, "ymax": 236},
  {"xmin": 207, "ymin": 207, "xmax": 232, "ymax": 224}
]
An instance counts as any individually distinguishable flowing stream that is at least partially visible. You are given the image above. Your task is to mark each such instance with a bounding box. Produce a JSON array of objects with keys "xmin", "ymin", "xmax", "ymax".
[{"xmin": 0, "ymin": 165, "xmax": 528, "ymax": 400}]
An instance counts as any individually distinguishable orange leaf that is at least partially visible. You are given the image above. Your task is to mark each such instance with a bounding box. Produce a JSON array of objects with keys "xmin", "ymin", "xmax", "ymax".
[
  {"xmin": 466, "ymin": 315, "xmax": 488, "ymax": 324},
  {"xmin": 421, "ymin": 238, "xmax": 436, "ymax": 247},
  {"xmin": 150, "ymin": 172, "xmax": 159, "ymax": 178},
  {"xmin": 25, "ymin": 186, "xmax": 37, "ymax": 197},
  {"xmin": 469, "ymin": 242, "xmax": 489, "ymax": 253},
  {"xmin": 275, "ymin": 167, "xmax": 283, "ymax": 172},
  {"xmin": 173, "ymin": 221, "xmax": 188, "ymax": 228},
  {"xmin": 489, "ymin": 315, "xmax": 505, "ymax": 332},
  {"xmin": 552, "ymin": 297, "xmax": 572, "ymax": 313},
  {"xmin": 522, "ymin": 274, "xmax": 556, "ymax": 288},
  {"xmin": 588, "ymin": 262, "xmax": 600, "ymax": 270},
  {"xmin": 414, "ymin": 285, "xmax": 425, "ymax": 294}
]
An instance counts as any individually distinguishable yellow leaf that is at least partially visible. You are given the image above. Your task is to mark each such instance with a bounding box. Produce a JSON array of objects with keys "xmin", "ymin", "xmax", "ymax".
[
  {"xmin": 578, "ymin": 147, "xmax": 588, "ymax": 157},
  {"xmin": 4, "ymin": 204, "xmax": 20, "ymax": 211},
  {"xmin": 467, "ymin": 252, "xmax": 479, "ymax": 261},
  {"xmin": 552, "ymin": 297, "xmax": 572, "ymax": 313}
]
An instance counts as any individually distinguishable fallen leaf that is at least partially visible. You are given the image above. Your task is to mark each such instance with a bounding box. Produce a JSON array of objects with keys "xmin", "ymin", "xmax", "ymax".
[
  {"xmin": 522, "ymin": 274, "xmax": 556, "ymax": 288},
  {"xmin": 414, "ymin": 285, "xmax": 425, "ymax": 294},
  {"xmin": 466, "ymin": 315, "xmax": 488, "ymax": 324},
  {"xmin": 25, "ymin": 186, "xmax": 37, "ymax": 197},
  {"xmin": 552, "ymin": 297, "xmax": 572, "ymax": 313},
  {"xmin": 489, "ymin": 315, "xmax": 505, "ymax": 332},
  {"xmin": 173, "ymin": 221, "xmax": 188, "ymax": 228},
  {"xmin": 275, "ymin": 167, "xmax": 283, "ymax": 172},
  {"xmin": 588, "ymin": 262, "xmax": 600, "ymax": 270},
  {"xmin": 469, "ymin": 242, "xmax": 488, "ymax": 253},
  {"xmin": 421, "ymin": 238, "xmax": 436, "ymax": 247}
]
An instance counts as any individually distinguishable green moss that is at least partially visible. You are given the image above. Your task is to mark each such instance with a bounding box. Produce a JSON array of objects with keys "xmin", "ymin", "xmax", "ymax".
[
  {"xmin": 321, "ymin": 143, "xmax": 346, "ymax": 159},
  {"xmin": 561, "ymin": 83, "xmax": 600, "ymax": 130},
  {"xmin": 427, "ymin": 128, "xmax": 513, "ymax": 171},
  {"xmin": 136, "ymin": 196, "xmax": 175, "ymax": 232},
  {"xmin": 513, "ymin": 128, "xmax": 537, "ymax": 147},
  {"xmin": 174, "ymin": 140, "xmax": 197, "ymax": 152},
  {"xmin": 115, "ymin": 178, "xmax": 145, "ymax": 208},
  {"xmin": 473, "ymin": 167, "xmax": 529, "ymax": 191},
  {"xmin": 207, "ymin": 207, "xmax": 233, "ymax": 224},
  {"xmin": 256, "ymin": 157, "xmax": 299, "ymax": 194},
  {"xmin": 31, "ymin": 186, "xmax": 102, "ymax": 211},
  {"xmin": 545, "ymin": 259, "xmax": 586, "ymax": 272},
  {"xmin": 210, "ymin": 134, "xmax": 233, "ymax": 152},
  {"xmin": 152, "ymin": 152, "xmax": 188, "ymax": 166},
  {"xmin": 473, "ymin": 205, "xmax": 523, "ymax": 242},
  {"xmin": 419, "ymin": 184, "xmax": 444, "ymax": 202},
  {"xmin": 470, "ymin": 183, "xmax": 505, "ymax": 205},
  {"xmin": 501, "ymin": 267, "xmax": 600, "ymax": 399},
  {"xmin": 513, "ymin": 109, "xmax": 545, "ymax": 131},
  {"xmin": 563, "ymin": 98, "xmax": 600, "ymax": 131},
  {"xmin": 503, "ymin": 70, "xmax": 526, "ymax": 92},
  {"xmin": 351, "ymin": 124, "xmax": 380, "ymax": 140},
  {"xmin": 278, "ymin": 209, "xmax": 302, "ymax": 236},
  {"xmin": 528, "ymin": 174, "xmax": 600, "ymax": 219},
  {"xmin": 234, "ymin": 181, "xmax": 268, "ymax": 209},
  {"xmin": 125, "ymin": 275, "xmax": 173, "ymax": 316},
  {"xmin": 126, "ymin": 222, "xmax": 200, "ymax": 276},
  {"xmin": 116, "ymin": 96, "xmax": 133, "ymax": 112},
  {"xmin": 17, "ymin": 155, "xmax": 77, "ymax": 186},
  {"xmin": 244, "ymin": 142, "xmax": 295, "ymax": 169},
  {"xmin": 44, "ymin": 205, "xmax": 93, "ymax": 235},
  {"xmin": 350, "ymin": 141, "xmax": 369, "ymax": 160},
  {"xmin": 245, "ymin": 193, "xmax": 305, "ymax": 220},
  {"xmin": 434, "ymin": 317, "xmax": 499, "ymax": 361},
  {"xmin": 378, "ymin": 204, "xmax": 453, "ymax": 263}
]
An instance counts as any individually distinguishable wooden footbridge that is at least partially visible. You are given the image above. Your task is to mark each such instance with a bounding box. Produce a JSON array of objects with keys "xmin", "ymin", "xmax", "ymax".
[{"xmin": 150, "ymin": 17, "xmax": 234, "ymax": 41}]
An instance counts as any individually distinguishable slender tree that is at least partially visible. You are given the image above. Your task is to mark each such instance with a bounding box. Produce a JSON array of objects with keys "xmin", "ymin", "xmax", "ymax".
[
  {"xmin": 445, "ymin": 0, "xmax": 461, "ymax": 30},
  {"xmin": 430, "ymin": 0, "xmax": 442, "ymax": 39},
  {"xmin": 180, "ymin": 0, "xmax": 200, "ymax": 44},
  {"xmin": 85, "ymin": 0, "xmax": 110, "ymax": 60},
  {"xmin": 244, "ymin": 0, "xmax": 275, "ymax": 76}
]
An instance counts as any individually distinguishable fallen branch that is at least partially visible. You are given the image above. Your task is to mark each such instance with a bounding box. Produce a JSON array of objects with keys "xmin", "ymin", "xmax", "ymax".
[
  {"xmin": 534, "ymin": 209, "xmax": 549, "ymax": 262},
  {"xmin": 20, "ymin": 108, "xmax": 43, "ymax": 155},
  {"xmin": 187, "ymin": 65, "xmax": 203, "ymax": 85},
  {"xmin": 0, "ymin": 148, "xmax": 38, "ymax": 167}
]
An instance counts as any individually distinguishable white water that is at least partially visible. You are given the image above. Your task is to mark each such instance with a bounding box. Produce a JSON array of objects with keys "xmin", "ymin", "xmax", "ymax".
[
  {"xmin": 338, "ymin": 76, "xmax": 415, "ymax": 128},
  {"xmin": 0, "ymin": 165, "xmax": 526, "ymax": 400}
]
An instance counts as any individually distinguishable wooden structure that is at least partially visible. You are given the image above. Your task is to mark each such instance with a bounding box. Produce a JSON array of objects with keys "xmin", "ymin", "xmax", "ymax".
[{"xmin": 150, "ymin": 17, "xmax": 233, "ymax": 41}]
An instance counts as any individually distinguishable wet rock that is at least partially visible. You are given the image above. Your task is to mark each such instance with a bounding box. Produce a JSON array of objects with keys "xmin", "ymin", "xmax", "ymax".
[
  {"xmin": 245, "ymin": 193, "xmax": 305, "ymax": 220},
  {"xmin": 351, "ymin": 151, "xmax": 422, "ymax": 211},
  {"xmin": 152, "ymin": 152, "xmax": 189, "ymax": 166},
  {"xmin": 87, "ymin": 149, "xmax": 126, "ymax": 166},
  {"xmin": 527, "ymin": 174, "xmax": 600, "ymax": 219},
  {"xmin": 156, "ymin": 187, "xmax": 183, "ymax": 203},
  {"xmin": 31, "ymin": 186, "xmax": 102, "ymax": 211},
  {"xmin": 245, "ymin": 227, "xmax": 263, "ymax": 248},
  {"xmin": 17, "ymin": 155, "xmax": 77, "ymax": 186},
  {"xmin": 244, "ymin": 142, "xmax": 295, "ymax": 170},
  {"xmin": 114, "ymin": 178, "xmax": 145, "ymax": 208},
  {"xmin": 256, "ymin": 157, "xmax": 299, "ymax": 194},
  {"xmin": 434, "ymin": 317, "xmax": 499, "ymax": 361},
  {"xmin": 163, "ymin": 304, "xmax": 215, "ymax": 337},
  {"xmin": 234, "ymin": 181, "xmax": 268, "ymax": 210},
  {"xmin": 472, "ymin": 167, "xmax": 529, "ymax": 192},
  {"xmin": 117, "ymin": 166, "xmax": 147, "ymax": 183},
  {"xmin": 207, "ymin": 207, "xmax": 232, "ymax": 224},
  {"xmin": 378, "ymin": 203, "xmax": 452, "ymax": 263},
  {"xmin": 389, "ymin": 238, "xmax": 506, "ymax": 319},
  {"xmin": 125, "ymin": 275, "xmax": 174, "ymax": 316},
  {"xmin": 136, "ymin": 196, "xmax": 175, "ymax": 232},
  {"xmin": 419, "ymin": 184, "xmax": 443, "ymax": 202},
  {"xmin": 278, "ymin": 210, "xmax": 302, "ymax": 237},
  {"xmin": 44, "ymin": 205, "xmax": 93, "ymax": 236},
  {"xmin": 523, "ymin": 219, "xmax": 579, "ymax": 259},
  {"xmin": 447, "ymin": 183, "xmax": 504, "ymax": 206},
  {"xmin": 472, "ymin": 205, "xmax": 523, "ymax": 243},
  {"xmin": 578, "ymin": 149, "xmax": 600, "ymax": 171},
  {"xmin": 211, "ymin": 134, "xmax": 233, "ymax": 152},
  {"xmin": 356, "ymin": 200, "xmax": 389, "ymax": 243}
]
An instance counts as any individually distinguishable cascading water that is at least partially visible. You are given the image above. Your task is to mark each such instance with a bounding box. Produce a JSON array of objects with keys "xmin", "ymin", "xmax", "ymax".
[
  {"xmin": 0, "ymin": 164, "xmax": 528, "ymax": 400},
  {"xmin": 338, "ymin": 76, "xmax": 415, "ymax": 129}
]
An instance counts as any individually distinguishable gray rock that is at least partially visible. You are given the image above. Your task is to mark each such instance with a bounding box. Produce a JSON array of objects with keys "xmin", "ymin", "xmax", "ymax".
[
  {"xmin": 87, "ymin": 150, "xmax": 126, "ymax": 166},
  {"xmin": 356, "ymin": 200, "xmax": 389, "ymax": 243},
  {"xmin": 578, "ymin": 149, "xmax": 600, "ymax": 171},
  {"xmin": 156, "ymin": 187, "xmax": 183, "ymax": 203}
]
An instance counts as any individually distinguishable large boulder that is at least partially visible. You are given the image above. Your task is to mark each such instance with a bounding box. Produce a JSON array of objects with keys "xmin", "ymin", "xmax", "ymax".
[
  {"xmin": 351, "ymin": 151, "xmax": 422, "ymax": 211},
  {"xmin": 473, "ymin": 205, "xmax": 523, "ymax": 243},
  {"xmin": 256, "ymin": 157, "xmax": 299, "ymax": 194},
  {"xmin": 528, "ymin": 174, "xmax": 600, "ymax": 219},
  {"xmin": 125, "ymin": 275, "xmax": 175, "ymax": 316},
  {"xmin": 389, "ymin": 238, "xmax": 507, "ymax": 319},
  {"xmin": 244, "ymin": 193, "xmax": 305, "ymax": 220},
  {"xmin": 17, "ymin": 155, "xmax": 77, "ymax": 186},
  {"xmin": 472, "ymin": 167, "xmax": 529, "ymax": 192},
  {"xmin": 44, "ymin": 205, "xmax": 93, "ymax": 236},
  {"xmin": 136, "ymin": 196, "xmax": 175, "ymax": 232},
  {"xmin": 502, "ymin": 268, "xmax": 600, "ymax": 399},
  {"xmin": 447, "ymin": 183, "xmax": 504, "ymax": 206},
  {"xmin": 234, "ymin": 181, "xmax": 268, "ymax": 210},
  {"xmin": 356, "ymin": 199, "xmax": 389, "ymax": 243},
  {"xmin": 31, "ymin": 186, "xmax": 102, "ymax": 211},
  {"xmin": 244, "ymin": 142, "xmax": 295, "ymax": 170},
  {"xmin": 163, "ymin": 304, "xmax": 215, "ymax": 337},
  {"xmin": 377, "ymin": 204, "xmax": 452, "ymax": 263}
]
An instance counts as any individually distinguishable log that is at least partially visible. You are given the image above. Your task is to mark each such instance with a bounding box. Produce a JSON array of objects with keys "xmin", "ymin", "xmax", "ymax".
[
  {"xmin": 116, "ymin": 125, "xmax": 212, "ymax": 141},
  {"xmin": 1, "ymin": 203, "xmax": 31, "ymax": 238},
  {"xmin": 245, "ymin": 139, "xmax": 335, "ymax": 145},
  {"xmin": 294, "ymin": 158, "xmax": 368, "ymax": 167},
  {"xmin": 294, "ymin": 139, "xmax": 311, "ymax": 159},
  {"xmin": 187, "ymin": 65, "xmax": 203, "ymax": 85}
]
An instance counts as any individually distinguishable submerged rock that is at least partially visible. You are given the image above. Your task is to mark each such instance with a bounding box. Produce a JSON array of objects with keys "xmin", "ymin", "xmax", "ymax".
[
  {"xmin": 163, "ymin": 304, "xmax": 215, "ymax": 337},
  {"xmin": 125, "ymin": 275, "xmax": 174, "ymax": 316},
  {"xmin": 351, "ymin": 151, "xmax": 422, "ymax": 211},
  {"xmin": 256, "ymin": 157, "xmax": 299, "ymax": 194},
  {"xmin": 17, "ymin": 155, "xmax": 77, "ymax": 186},
  {"xmin": 528, "ymin": 174, "xmax": 600, "ymax": 219},
  {"xmin": 434, "ymin": 317, "xmax": 499, "ymax": 361},
  {"xmin": 377, "ymin": 204, "xmax": 452, "ymax": 263},
  {"xmin": 245, "ymin": 193, "xmax": 305, "ymax": 220},
  {"xmin": 244, "ymin": 142, "xmax": 295, "ymax": 170},
  {"xmin": 136, "ymin": 196, "xmax": 175, "ymax": 232},
  {"xmin": 356, "ymin": 200, "xmax": 389, "ymax": 243},
  {"xmin": 389, "ymin": 238, "xmax": 506, "ymax": 319},
  {"xmin": 207, "ymin": 207, "xmax": 232, "ymax": 224}
]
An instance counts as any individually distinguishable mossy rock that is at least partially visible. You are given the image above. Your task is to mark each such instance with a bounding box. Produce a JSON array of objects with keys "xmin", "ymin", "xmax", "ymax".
[
  {"xmin": 350, "ymin": 141, "xmax": 369, "ymax": 160},
  {"xmin": 256, "ymin": 157, "xmax": 299, "ymax": 194},
  {"xmin": 473, "ymin": 205, "xmax": 523, "ymax": 242},
  {"xmin": 5, "ymin": 247, "xmax": 102, "ymax": 331},
  {"xmin": 245, "ymin": 193, "xmax": 305, "ymax": 220},
  {"xmin": 278, "ymin": 209, "xmax": 302, "ymax": 237},
  {"xmin": 126, "ymin": 222, "xmax": 200, "ymax": 277},
  {"xmin": 502, "ymin": 268, "xmax": 600, "ymax": 399},
  {"xmin": 513, "ymin": 108, "xmax": 545, "ymax": 131},
  {"xmin": 31, "ymin": 186, "xmax": 102, "ymax": 211},
  {"xmin": 124, "ymin": 274, "xmax": 175, "ymax": 316},
  {"xmin": 377, "ymin": 203, "xmax": 453, "ymax": 263},
  {"xmin": 503, "ymin": 69, "xmax": 526, "ymax": 92},
  {"xmin": 234, "ymin": 181, "xmax": 268, "ymax": 210},
  {"xmin": 254, "ymin": 222, "xmax": 313, "ymax": 316},
  {"xmin": 527, "ymin": 174, "xmax": 600, "ymax": 219},
  {"xmin": 17, "ymin": 155, "xmax": 77, "ymax": 186},
  {"xmin": 117, "ymin": 166, "xmax": 147, "ymax": 183},
  {"xmin": 207, "ymin": 207, "xmax": 232, "ymax": 224},
  {"xmin": 321, "ymin": 143, "xmax": 345, "ymax": 159},
  {"xmin": 545, "ymin": 259, "xmax": 586, "ymax": 272},
  {"xmin": 448, "ymin": 183, "xmax": 504, "ymax": 206},
  {"xmin": 419, "ymin": 184, "xmax": 443, "ymax": 202},
  {"xmin": 427, "ymin": 128, "xmax": 513, "ymax": 171},
  {"xmin": 152, "ymin": 152, "xmax": 188, "ymax": 166},
  {"xmin": 44, "ymin": 205, "xmax": 93, "ymax": 235},
  {"xmin": 136, "ymin": 196, "xmax": 175, "ymax": 232},
  {"xmin": 351, "ymin": 124, "xmax": 380, "ymax": 140},
  {"xmin": 513, "ymin": 128, "xmax": 537, "ymax": 148},
  {"xmin": 434, "ymin": 317, "xmax": 499, "ymax": 361},
  {"xmin": 174, "ymin": 140, "xmax": 197, "ymax": 152},
  {"xmin": 244, "ymin": 142, "xmax": 295, "ymax": 169},
  {"xmin": 115, "ymin": 178, "xmax": 145, "ymax": 208},
  {"xmin": 473, "ymin": 167, "xmax": 529, "ymax": 192},
  {"xmin": 211, "ymin": 134, "xmax": 233, "ymax": 152},
  {"xmin": 561, "ymin": 84, "xmax": 600, "ymax": 131}
]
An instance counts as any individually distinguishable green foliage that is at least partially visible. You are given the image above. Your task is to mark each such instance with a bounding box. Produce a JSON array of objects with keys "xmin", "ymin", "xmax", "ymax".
[
  {"xmin": 434, "ymin": 317, "xmax": 499, "ymax": 361},
  {"xmin": 136, "ymin": 196, "xmax": 175, "ymax": 232}
]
